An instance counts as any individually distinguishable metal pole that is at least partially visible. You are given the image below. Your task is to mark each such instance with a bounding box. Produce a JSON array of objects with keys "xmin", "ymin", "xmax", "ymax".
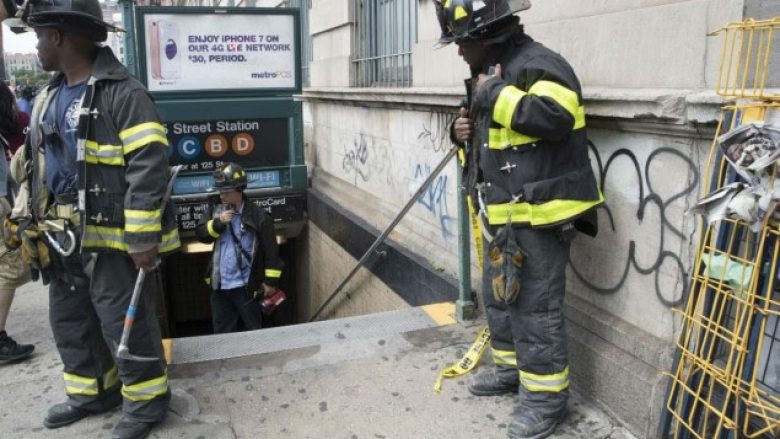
[
  {"xmin": 119, "ymin": 0, "xmax": 138, "ymax": 77},
  {"xmin": 455, "ymin": 154, "xmax": 475, "ymax": 321}
]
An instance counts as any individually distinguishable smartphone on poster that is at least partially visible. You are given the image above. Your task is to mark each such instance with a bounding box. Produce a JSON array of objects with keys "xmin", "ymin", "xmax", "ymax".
[
  {"xmin": 158, "ymin": 20, "xmax": 181, "ymax": 80},
  {"xmin": 149, "ymin": 20, "xmax": 161, "ymax": 79},
  {"xmin": 149, "ymin": 20, "xmax": 181, "ymax": 80}
]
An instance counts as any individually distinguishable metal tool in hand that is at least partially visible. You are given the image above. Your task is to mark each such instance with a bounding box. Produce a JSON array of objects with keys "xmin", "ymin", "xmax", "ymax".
[{"xmin": 116, "ymin": 165, "xmax": 183, "ymax": 362}]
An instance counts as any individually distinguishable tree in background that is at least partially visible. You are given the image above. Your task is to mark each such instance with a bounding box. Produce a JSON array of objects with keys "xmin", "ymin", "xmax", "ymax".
[{"xmin": 10, "ymin": 69, "xmax": 52, "ymax": 90}]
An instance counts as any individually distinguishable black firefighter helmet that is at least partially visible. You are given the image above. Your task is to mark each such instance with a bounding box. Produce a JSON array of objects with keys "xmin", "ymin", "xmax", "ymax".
[
  {"xmin": 1, "ymin": 0, "xmax": 19, "ymax": 18},
  {"xmin": 18, "ymin": 0, "xmax": 123, "ymax": 42},
  {"xmin": 434, "ymin": 0, "xmax": 531, "ymax": 46},
  {"xmin": 212, "ymin": 163, "xmax": 248, "ymax": 192},
  {"xmin": 2, "ymin": 0, "xmax": 26, "ymax": 33}
]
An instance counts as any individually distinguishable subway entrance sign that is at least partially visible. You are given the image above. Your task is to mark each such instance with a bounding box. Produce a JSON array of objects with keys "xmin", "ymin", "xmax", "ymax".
[
  {"xmin": 167, "ymin": 118, "xmax": 289, "ymax": 171},
  {"xmin": 134, "ymin": 6, "xmax": 306, "ymax": 240}
]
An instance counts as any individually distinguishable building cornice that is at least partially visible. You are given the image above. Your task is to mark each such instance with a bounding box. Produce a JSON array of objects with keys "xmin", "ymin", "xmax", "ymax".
[{"xmin": 299, "ymin": 86, "xmax": 738, "ymax": 137}]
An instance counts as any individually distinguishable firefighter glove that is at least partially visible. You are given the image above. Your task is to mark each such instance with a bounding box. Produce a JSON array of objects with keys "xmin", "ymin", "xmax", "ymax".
[
  {"xmin": 18, "ymin": 228, "xmax": 50, "ymax": 270},
  {"xmin": 3, "ymin": 217, "xmax": 22, "ymax": 249}
]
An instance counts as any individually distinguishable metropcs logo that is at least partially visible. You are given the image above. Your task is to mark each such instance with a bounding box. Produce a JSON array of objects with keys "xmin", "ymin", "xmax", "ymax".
[{"xmin": 170, "ymin": 121, "xmax": 258, "ymax": 159}]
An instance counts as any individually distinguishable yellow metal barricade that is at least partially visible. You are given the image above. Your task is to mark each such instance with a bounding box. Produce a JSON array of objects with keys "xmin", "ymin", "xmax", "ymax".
[
  {"xmin": 710, "ymin": 18, "xmax": 780, "ymax": 100},
  {"xmin": 663, "ymin": 16, "xmax": 780, "ymax": 439}
]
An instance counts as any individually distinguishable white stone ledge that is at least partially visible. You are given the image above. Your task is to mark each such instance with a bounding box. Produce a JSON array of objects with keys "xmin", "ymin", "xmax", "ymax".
[
  {"xmin": 584, "ymin": 87, "xmax": 726, "ymax": 124},
  {"xmin": 298, "ymin": 86, "xmax": 727, "ymax": 124},
  {"xmin": 584, "ymin": 87, "xmax": 692, "ymax": 121},
  {"xmin": 299, "ymin": 87, "xmax": 464, "ymax": 110}
]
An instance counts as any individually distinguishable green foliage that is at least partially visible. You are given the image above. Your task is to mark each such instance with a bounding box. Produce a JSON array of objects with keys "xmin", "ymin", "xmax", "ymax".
[{"xmin": 11, "ymin": 69, "xmax": 52, "ymax": 89}]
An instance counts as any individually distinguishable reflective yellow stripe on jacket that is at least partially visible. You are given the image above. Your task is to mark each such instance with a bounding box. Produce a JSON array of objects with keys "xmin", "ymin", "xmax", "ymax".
[
  {"xmin": 125, "ymin": 208, "xmax": 162, "ymax": 234},
  {"xmin": 119, "ymin": 122, "xmax": 168, "ymax": 155},
  {"xmin": 493, "ymin": 85, "xmax": 526, "ymax": 129},
  {"xmin": 492, "ymin": 347, "xmax": 517, "ymax": 367},
  {"xmin": 489, "ymin": 81, "xmax": 586, "ymax": 149},
  {"xmin": 265, "ymin": 269, "xmax": 282, "ymax": 279},
  {"xmin": 488, "ymin": 127, "xmax": 540, "ymax": 149},
  {"xmin": 121, "ymin": 374, "xmax": 169, "ymax": 402},
  {"xmin": 84, "ymin": 225, "xmax": 180, "ymax": 253},
  {"xmin": 519, "ymin": 366, "xmax": 570, "ymax": 393},
  {"xmin": 85, "ymin": 141, "xmax": 124, "ymax": 166},
  {"xmin": 486, "ymin": 191, "xmax": 604, "ymax": 227},
  {"xmin": 159, "ymin": 228, "xmax": 181, "ymax": 253},
  {"xmin": 83, "ymin": 225, "xmax": 127, "ymax": 251},
  {"xmin": 206, "ymin": 219, "xmax": 220, "ymax": 238}
]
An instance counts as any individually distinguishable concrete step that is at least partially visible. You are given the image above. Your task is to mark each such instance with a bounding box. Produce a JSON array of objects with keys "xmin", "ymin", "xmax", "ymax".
[{"xmin": 164, "ymin": 303, "xmax": 458, "ymax": 365}]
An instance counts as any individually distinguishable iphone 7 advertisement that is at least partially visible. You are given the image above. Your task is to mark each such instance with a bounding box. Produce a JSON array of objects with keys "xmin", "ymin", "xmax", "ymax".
[{"xmin": 143, "ymin": 12, "xmax": 297, "ymax": 92}]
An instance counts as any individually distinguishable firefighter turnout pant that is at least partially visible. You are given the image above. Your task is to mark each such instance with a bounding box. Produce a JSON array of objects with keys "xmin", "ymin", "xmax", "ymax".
[
  {"xmin": 48, "ymin": 247, "xmax": 169, "ymax": 422},
  {"xmin": 482, "ymin": 225, "xmax": 572, "ymax": 416}
]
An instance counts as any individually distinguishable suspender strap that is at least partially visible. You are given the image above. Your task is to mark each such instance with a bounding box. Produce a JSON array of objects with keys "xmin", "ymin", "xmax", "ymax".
[{"xmin": 227, "ymin": 222, "xmax": 252, "ymax": 272}]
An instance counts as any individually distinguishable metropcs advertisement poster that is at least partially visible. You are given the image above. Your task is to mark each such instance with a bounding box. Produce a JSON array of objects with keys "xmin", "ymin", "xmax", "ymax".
[{"xmin": 143, "ymin": 13, "xmax": 296, "ymax": 92}]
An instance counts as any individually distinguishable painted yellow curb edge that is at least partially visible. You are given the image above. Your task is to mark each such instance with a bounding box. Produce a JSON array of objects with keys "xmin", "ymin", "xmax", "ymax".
[
  {"xmin": 421, "ymin": 302, "xmax": 457, "ymax": 326},
  {"xmin": 162, "ymin": 339, "xmax": 173, "ymax": 365}
]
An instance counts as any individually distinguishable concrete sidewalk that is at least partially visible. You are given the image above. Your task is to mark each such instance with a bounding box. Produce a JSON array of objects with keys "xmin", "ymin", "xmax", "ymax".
[{"xmin": 0, "ymin": 280, "xmax": 637, "ymax": 439}]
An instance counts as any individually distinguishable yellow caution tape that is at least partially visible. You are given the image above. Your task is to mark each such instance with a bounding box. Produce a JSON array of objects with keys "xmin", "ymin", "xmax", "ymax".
[
  {"xmin": 466, "ymin": 196, "xmax": 484, "ymax": 271},
  {"xmin": 434, "ymin": 325, "xmax": 491, "ymax": 393}
]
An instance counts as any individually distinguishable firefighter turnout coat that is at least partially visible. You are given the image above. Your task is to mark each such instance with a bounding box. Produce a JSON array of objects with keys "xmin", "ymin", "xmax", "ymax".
[
  {"xmin": 20, "ymin": 46, "xmax": 179, "ymax": 255},
  {"xmin": 196, "ymin": 197, "xmax": 284, "ymax": 294},
  {"xmin": 463, "ymin": 28, "xmax": 603, "ymax": 232}
]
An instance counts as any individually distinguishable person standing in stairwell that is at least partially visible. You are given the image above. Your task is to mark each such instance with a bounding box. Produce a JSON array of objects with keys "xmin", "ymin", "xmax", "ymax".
[
  {"xmin": 196, "ymin": 162, "xmax": 284, "ymax": 333},
  {"xmin": 435, "ymin": 1, "xmax": 603, "ymax": 438}
]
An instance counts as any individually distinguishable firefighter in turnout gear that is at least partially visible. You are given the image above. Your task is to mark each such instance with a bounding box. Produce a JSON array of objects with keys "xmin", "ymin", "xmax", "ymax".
[
  {"xmin": 196, "ymin": 163, "xmax": 284, "ymax": 333},
  {"xmin": 7, "ymin": 0, "xmax": 179, "ymax": 437},
  {"xmin": 435, "ymin": 1, "xmax": 603, "ymax": 438}
]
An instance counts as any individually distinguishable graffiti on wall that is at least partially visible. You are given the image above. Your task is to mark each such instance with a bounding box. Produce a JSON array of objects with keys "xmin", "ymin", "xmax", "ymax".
[
  {"xmin": 414, "ymin": 112, "xmax": 458, "ymax": 239},
  {"xmin": 342, "ymin": 135, "xmax": 370, "ymax": 182},
  {"xmin": 417, "ymin": 112, "xmax": 454, "ymax": 153},
  {"xmin": 341, "ymin": 134, "xmax": 393, "ymax": 185},
  {"xmin": 414, "ymin": 163, "xmax": 455, "ymax": 240},
  {"xmin": 339, "ymin": 112, "xmax": 458, "ymax": 240},
  {"xmin": 569, "ymin": 143, "xmax": 700, "ymax": 308}
]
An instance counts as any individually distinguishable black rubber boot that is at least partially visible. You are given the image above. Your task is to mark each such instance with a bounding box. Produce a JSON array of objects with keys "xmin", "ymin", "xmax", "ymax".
[
  {"xmin": 467, "ymin": 367, "xmax": 519, "ymax": 396},
  {"xmin": 0, "ymin": 331, "xmax": 34, "ymax": 363},
  {"xmin": 44, "ymin": 395, "xmax": 121, "ymax": 429},
  {"xmin": 111, "ymin": 417, "xmax": 162, "ymax": 439},
  {"xmin": 43, "ymin": 403, "xmax": 94, "ymax": 429},
  {"xmin": 507, "ymin": 407, "xmax": 567, "ymax": 439}
]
